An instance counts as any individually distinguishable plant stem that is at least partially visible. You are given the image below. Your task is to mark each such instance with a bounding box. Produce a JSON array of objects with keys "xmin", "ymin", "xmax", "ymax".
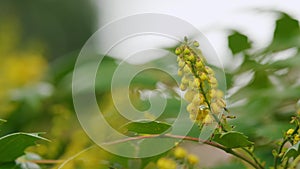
[
  {"xmin": 103, "ymin": 134, "xmax": 262, "ymax": 169},
  {"xmin": 274, "ymin": 139, "xmax": 288, "ymax": 169},
  {"xmin": 241, "ymin": 147, "xmax": 264, "ymax": 169},
  {"xmin": 28, "ymin": 159, "xmax": 64, "ymax": 164}
]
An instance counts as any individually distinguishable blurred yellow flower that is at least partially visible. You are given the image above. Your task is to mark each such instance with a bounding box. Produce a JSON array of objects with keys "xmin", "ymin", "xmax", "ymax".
[
  {"xmin": 286, "ymin": 129, "xmax": 294, "ymax": 135},
  {"xmin": 174, "ymin": 147, "xmax": 187, "ymax": 159},
  {"xmin": 157, "ymin": 157, "xmax": 177, "ymax": 169},
  {"xmin": 0, "ymin": 16, "xmax": 48, "ymax": 116},
  {"xmin": 187, "ymin": 154, "xmax": 199, "ymax": 165}
]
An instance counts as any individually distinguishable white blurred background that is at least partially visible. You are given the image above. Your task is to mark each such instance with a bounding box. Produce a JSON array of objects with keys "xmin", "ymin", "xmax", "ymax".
[{"xmin": 96, "ymin": 0, "xmax": 300, "ymax": 66}]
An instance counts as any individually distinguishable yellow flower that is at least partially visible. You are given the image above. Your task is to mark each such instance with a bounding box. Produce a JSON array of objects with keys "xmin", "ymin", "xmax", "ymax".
[
  {"xmin": 180, "ymin": 83, "xmax": 187, "ymax": 91},
  {"xmin": 211, "ymin": 102, "xmax": 222, "ymax": 114},
  {"xmin": 286, "ymin": 129, "xmax": 294, "ymax": 135},
  {"xmin": 193, "ymin": 41, "xmax": 199, "ymax": 47},
  {"xmin": 195, "ymin": 61, "xmax": 203, "ymax": 69},
  {"xmin": 174, "ymin": 147, "xmax": 187, "ymax": 159},
  {"xmin": 183, "ymin": 65, "xmax": 191, "ymax": 73},
  {"xmin": 187, "ymin": 103, "xmax": 198, "ymax": 114},
  {"xmin": 184, "ymin": 90, "xmax": 196, "ymax": 102},
  {"xmin": 157, "ymin": 158, "xmax": 177, "ymax": 169},
  {"xmin": 203, "ymin": 114, "xmax": 213, "ymax": 124},
  {"xmin": 177, "ymin": 69, "xmax": 183, "ymax": 76},
  {"xmin": 294, "ymin": 134, "xmax": 300, "ymax": 144},
  {"xmin": 2, "ymin": 54, "xmax": 47, "ymax": 87},
  {"xmin": 183, "ymin": 48, "xmax": 190, "ymax": 55},
  {"xmin": 187, "ymin": 154, "xmax": 199, "ymax": 165}
]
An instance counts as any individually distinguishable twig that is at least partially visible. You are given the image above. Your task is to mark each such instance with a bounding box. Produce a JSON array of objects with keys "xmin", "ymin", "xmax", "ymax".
[
  {"xmin": 274, "ymin": 139, "xmax": 288, "ymax": 169},
  {"xmin": 28, "ymin": 159, "xmax": 64, "ymax": 164},
  {"xmin": 103, "ymin": 134, "xmax": 262, "ymax": 169},
  {"xmin": 241, "ymin": 147, "xmax": 264, "ymax": 169}
]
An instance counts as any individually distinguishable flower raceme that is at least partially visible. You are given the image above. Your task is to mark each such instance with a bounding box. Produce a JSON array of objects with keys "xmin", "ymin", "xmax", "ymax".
[{"xmin": 175, "ymin": 37, "xmax": 226, "ymax": 125}]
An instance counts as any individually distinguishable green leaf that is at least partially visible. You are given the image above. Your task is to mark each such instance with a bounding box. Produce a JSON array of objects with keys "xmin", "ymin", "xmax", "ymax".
[
  {"xmin": 122, "ymin": 120, "xmax": 171, "ymax": 134},
  {"xmin": 213, "ymin": 131, "xmax": 254, "ymax": 148},
  {"xmin": 0, "ymin": 162, "xmax": 21, "ymax": 169},
  {"xmin": 270, "ymin": 13, "xmax": 300, "ymax": 50},
  {"xmin": 283, "ymin": 141, "xmax": 300, "ymax": 159},
  {"xmin": 0, "ymin": 133, "xmax": 48, "ymax": 164},
  {"xmin": 144, "ymin": 162, "xmax": 157, "ymax": 169},
  {"xmin": 228, "ymin": 31, "xmax": 251, "ymax": 54}
]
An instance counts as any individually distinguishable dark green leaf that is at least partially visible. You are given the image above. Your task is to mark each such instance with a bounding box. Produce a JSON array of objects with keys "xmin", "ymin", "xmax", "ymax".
[
  {"xmin": 144, "ymin": 162, "xmax": 157, "ymax": 169},
  {"xmin": 213, "ymin": 131, "xmax": 254, "ymax": 148},
  {"xmin": 0, "ymin": 133, "xmax": 48, "ymax": 163},
  {"xmin": 228, "ymin": 31, "xmax": 251, "ymax": 54},
  {"xmin": 0, "ymin": 162, "xmax": 21, "ymax": 169},
  {"xmin": 283, "ymin": 141, "xmax": 300, "ymax": 159},
  {"xmin": 123, "ymin": 120, "xmax": 171, "ymax": 134},
  {"xmin": 270, "ymin": 13, "xmax": 300, "ymax": 50}
]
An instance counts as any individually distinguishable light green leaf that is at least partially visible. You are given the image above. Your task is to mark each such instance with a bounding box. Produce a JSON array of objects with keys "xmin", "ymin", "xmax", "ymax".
[
  {"xmin": 283, "ymin": 141, "xmax": 300, "ymax": 159},
  {"xmin": 213, "ymin": 131, "xmax": 254, "ymax": 148},
  {"xmin": 0, "ymin": 133, "xmax": 48, "ymax": 164},
  {"xmin": 123, "ymin": 120, "xmax": 171, "ymax": 134}
]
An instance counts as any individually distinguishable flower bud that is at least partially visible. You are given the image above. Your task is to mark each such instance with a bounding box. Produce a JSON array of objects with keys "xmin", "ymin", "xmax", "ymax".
[
  {"xmin": 183, "ymin": 48, "xmax": 190, "ymax": 54},
  {"xmin": 175, "ymin": 47, "xmax": 182, "ymax": 55},
  {"xmin": 187, "ymin": 54, "xmax": 195, "ymax": 62},
  {"xmin": 178, "ymin": 60, "xmax": 185, "ymax": 68},
  {"xmin": 216, "ymin": 99, "xmax": 226, "ymax": 108},
  {"xmin": 195, "ymin": 61, "xmax": 203, "ymax": 69},
  {"xmin": 203, "ymin": 114, "xmax": 213, "ymax": 124},
  {"xmin": 211, "ymin": 102, "xmax": 221, "ymax": 114},
  {"xmin": 287, "ymin": 129, "xmax": 294, "ymax": 135},
  {"xmin": 157, "ymin": 158, "xmax": 177, "ymax": 169},
  {"xmin": 180, "ymin": 83, "xmax": 187, "ymax": 91},
  {"xmin": 187, "ymin": 154, "xmax": 199, "ymax": 165},
  {"xmin": 209, "ymin": 89, "xmax": 217, "ymax": 98},
  {"xmin": 216, "ymin": 90, "xmax": 224, "ymax": 98},
  {"xmin": 193, "ymin": 41, "xmax": 199, "ymax": 47},
  {"xmin": 193, "ymin": 78, "xmax": 200, "ymax": 88},
  {"xmin": 177, "ymin": 69, "xmax": 183, "ymax": 76},
  {"xmin": 208, "ymin": 77, "xmax": 217, "ymax": 84},
  {"xmin": 185, "ymin": 90, "xmax": 195, "ymax": 102},
  {"xmin": 294, "ymin": 134, "xmax": 300, "ymax": 144},
  {"xmin": 187, "ymin": 103, "xmax": 197, "ymax": 114},
  {"xmin": 174, "ymin": 147, "xmax": 187, "ymax": 159},
  {"xmin": 200, "ymin": 73, "xmax": 208, "ymax": 81},
  {"xmin": 183, "ymin": 65, "xmax": 191, "ymax": 73},
  {"xmin": 205, "ymin": 66, "xmax": 214, "ymax": 75},
  {"xmin": 181, "ymin": 76, "xmax": 189, "ymax": 85}
]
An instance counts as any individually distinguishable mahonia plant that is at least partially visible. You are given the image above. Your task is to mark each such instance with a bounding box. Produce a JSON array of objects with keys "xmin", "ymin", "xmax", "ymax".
[
  {"xmin": 171, "ymin": 37, "xmax": 300, "ymax": 169},
  {"xmin": 175, "ymin": 37, "xmax": 227, "ymax": 127}
]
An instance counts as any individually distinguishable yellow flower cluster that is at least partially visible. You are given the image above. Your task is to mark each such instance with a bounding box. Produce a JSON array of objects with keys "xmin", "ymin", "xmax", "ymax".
[
  {"xmin": 286, "ymin": 128, "xmax": 300, "ymax": 144},
  {"xmin": 175, "ymin": 37, "xmax": 226, "ymax": 124},
  {"xmin": 173, "ymin": 147, "xmax": 199, "ymax": 165},
  {"xmin": 0, "ymin": 18, "xmax": 47, "ymax": 115},
  {"xmin": 157, "ymin": 146, "xmax": 199, "ymax": 169}
]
